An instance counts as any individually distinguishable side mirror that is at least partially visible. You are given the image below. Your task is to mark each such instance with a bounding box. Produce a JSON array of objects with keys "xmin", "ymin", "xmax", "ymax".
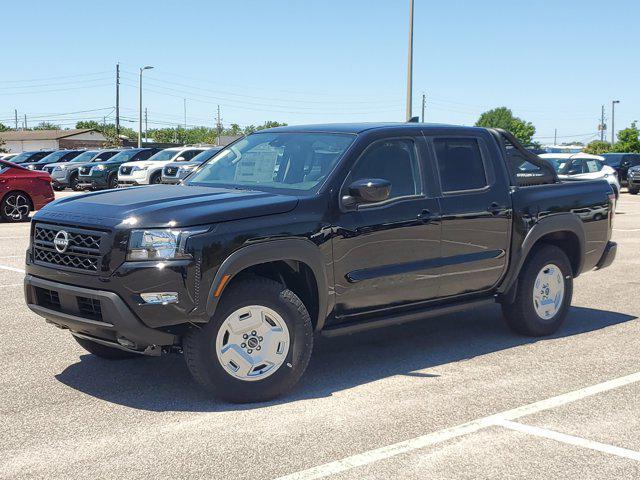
[{"xmin": 343, "ymin": 178, "xmax": 391, "ymax": 207}]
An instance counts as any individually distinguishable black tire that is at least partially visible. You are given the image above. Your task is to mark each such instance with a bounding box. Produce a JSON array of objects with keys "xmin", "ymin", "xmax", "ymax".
[
  {"xmin": 69, "ymin": 172, "xmax": 81, "ymax": 191},
  {"xmin": 1, "ymin": 191, "xmax": 31, "ymax": 222},
  {"xmin": 107, "ymin": 173, "xmax": 118, "ymax": 189},
  {"xmin": 502, "ymin": 245, "xmax": 573, "ymax": 337},
  {"xmin": 184, "ymin": 277, "xmax": 314, "ymax": 403},
  {"xmin": 53, "ymin": 184, "xmax": 65, "ymax": 192},
  {"xmin": 629, "ymin": 187, "xmax": 639, "ymax": 195},
  {"xmin": 73, "ymin": 335, "xmax": 139, "ymax": 360},
  {"xmin": 150, "ymin": 171, "xmax": 162, "ymax": 184}
]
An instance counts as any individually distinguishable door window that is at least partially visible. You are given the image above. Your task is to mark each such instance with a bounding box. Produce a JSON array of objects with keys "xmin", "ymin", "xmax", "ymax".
[
  {"xmin": 180, "ymin": 149, "xmax": 204, "ymax": 161},
  {"xmin": 585, "ymin": 160, "xmax": 602, "ymax": 173},
  {"xmin": 433, "ymin": 138, "xmax": 487, "ymax": 192},
  {"xmin": 348, "ymin": 139, "xmax": 421, "ymax": 201}
]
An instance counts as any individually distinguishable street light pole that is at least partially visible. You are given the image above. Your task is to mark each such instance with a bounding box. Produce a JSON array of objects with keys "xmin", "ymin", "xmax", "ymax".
[
  {"xmin": 611, "ymin": 100, "xmax": 620, "ymax": 146},
  {"xmin": 139, "ymin": 66, "xmax": 154, "ymax": 147},
  {"xmin": 406, "ymin": 0, "xmax": 414, "ymax": 121}
]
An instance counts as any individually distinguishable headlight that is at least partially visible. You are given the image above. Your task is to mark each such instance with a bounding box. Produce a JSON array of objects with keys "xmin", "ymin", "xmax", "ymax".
[
  {"xmin": 27, "ymin": 165, "xmax": 35, "ymax": 170},
  {"xmin": 180, "ymin": 165, "xmax": 196, "ymax": 172},
  {"xmin": 92, "ymin": 164, "xmax": 106, "ymax": 171},
  {"xmin": 127, "ymin": 228, "xmax": 206, "ymax": 261},
  {"xmin": 131, "ymin": 165, "xmax": 149, "ymax": 172},
  {"xmin": 54, "ymin": 165, "xmax": 66, "ymax": 171}
]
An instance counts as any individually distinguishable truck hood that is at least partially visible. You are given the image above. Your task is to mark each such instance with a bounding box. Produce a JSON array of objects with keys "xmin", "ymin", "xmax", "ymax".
[{"xmin": 34, "ymin": 184, "xmax": 299, "ymax": 229}]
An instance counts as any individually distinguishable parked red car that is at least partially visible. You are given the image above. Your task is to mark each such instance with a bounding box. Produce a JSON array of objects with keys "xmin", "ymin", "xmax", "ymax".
[{"xmin": 0, "ymin": 159, "xmax": 55, "ymax": 222}]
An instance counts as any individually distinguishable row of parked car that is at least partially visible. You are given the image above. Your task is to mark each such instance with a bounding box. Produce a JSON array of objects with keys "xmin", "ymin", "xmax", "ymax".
[{"xmin": 0, "ymin": 145, "xmax": 223, "ymax": 192}]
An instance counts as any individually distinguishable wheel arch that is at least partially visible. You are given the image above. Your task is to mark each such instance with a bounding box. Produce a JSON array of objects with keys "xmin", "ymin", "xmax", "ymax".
[
  {"xmin": 205, "ymin": 239, "xmax": 330, "ymax": 331},
  {"xmin": 498, "ymin": 213, "xmax": 585, "ymax": 300}
]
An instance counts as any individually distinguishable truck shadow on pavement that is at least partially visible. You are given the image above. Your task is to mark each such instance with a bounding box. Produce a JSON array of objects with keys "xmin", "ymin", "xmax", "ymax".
[{"xmin": 55, "ymin": 305, "xmax": 636, "ymax": 412}]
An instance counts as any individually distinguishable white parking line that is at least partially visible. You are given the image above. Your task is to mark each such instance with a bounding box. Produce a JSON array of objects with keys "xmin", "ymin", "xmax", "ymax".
[
  {"xmin": 613, "ymin": 228, "xmax": 640, "ymax": 232},
  {"xmin": 0, "ymin": 264, "xmax": 25, "ymax": 274},
  {"xmin": 275, "ymin": 371, "xmax": 640, "ymax": 480},
  {"xmin": 496, "ymin": 419, "xmax": 640, "ymax": 462},
  {"xmin": 0, "ymin": 283, "xmax": 23, "ymax": 288}
]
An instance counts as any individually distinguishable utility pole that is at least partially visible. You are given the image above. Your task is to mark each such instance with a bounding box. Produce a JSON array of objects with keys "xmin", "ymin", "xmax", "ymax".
[
  {"xmin": 14, "ymin": 109, "xmax": 18, "ymax": 130},
  {"xmin": 144, "ymin": 108, "xmax": 148, "ymax": 142},
  {"xmin": 600, "ymin": 105, "xmax": 606, "ymax": 142},
  {"xmin": 115, "ymin": 63, "xmax": 120, "ymax": 137},
  {"xmin": 216, "ymin": 105, "xmax": 222, "ymax": 146},
  {"xmin": 554, "ymin": 129, "xmax": 557, "ymax": 145},
  {"xmin": 183, "ymin": 98, "xmax": 187, "ymax": 128},
  {"xmin": 611, "ymin": 100, "xmax": 620, "ymax": 146},
  {"xmin": 421, "ymin": 93, "xmax": 426, "ymax": 122},
  {"xmin": 23, "ymin": 114, "xmax": 27, "ymax": 130},
  {"xmin": 406, "ymin": 0, "xmax": 414, "ymax": 121},
  {"xmin": 138, "ymin": 65, "xmax": 154, "ymax": 148}
]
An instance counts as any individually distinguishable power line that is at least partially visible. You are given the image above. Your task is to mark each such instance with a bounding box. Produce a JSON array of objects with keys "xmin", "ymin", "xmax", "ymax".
[{"xmin": 0, "ymin": 70, "xmax": 112, "ymax": 84}]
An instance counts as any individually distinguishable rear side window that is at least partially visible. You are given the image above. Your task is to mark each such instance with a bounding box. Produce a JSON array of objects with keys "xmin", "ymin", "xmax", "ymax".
[
  {"xmin": 181, "ymin": 149, "xmax": 204, "ymax": 161},
  {"xmin": 433, "ymin": 138, "xmax": 487, "ymax": 192},
  {"xmin": 349, "ymin": 139, "xmax": 421, "ymax": 200},
  {"xmin": 585, "ymin": 160, "xmax": 602, "ymax": 173}
]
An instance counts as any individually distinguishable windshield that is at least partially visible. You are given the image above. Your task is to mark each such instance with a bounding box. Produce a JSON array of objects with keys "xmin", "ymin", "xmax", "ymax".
[
  {"xmin": 190, "ymin": 148, "xmax": 222, "ymax": 164},
  {"xmin": 148, "ymin": 150, "xmax": 179, "ymax": 162},
  {"xmin": 187, "ymin": 132, "xmax": 355, "ymax": 192},
  {"xmin": 105, "ymin": 150, "xmax": 140, "ymax": 163},
  {"xmin": 9, "ymin": 152, "xmax": 39, "ymax": 164},
  {"xmin": 602, "ymin": 154, "xmax": 623, "ymax": 167},
  {"xmin": 70, "ymin": 151, "xmax": 99, "ymax": 163},
  {"xmin": 36, "ymin": 151, "xmax": 70, "ymax": 163}
]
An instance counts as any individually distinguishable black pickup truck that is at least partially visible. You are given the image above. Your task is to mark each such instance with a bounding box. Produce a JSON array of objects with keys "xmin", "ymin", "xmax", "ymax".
[{"xmin": 24, "ymin": 123, "xmax": 617, "ymax": 402}]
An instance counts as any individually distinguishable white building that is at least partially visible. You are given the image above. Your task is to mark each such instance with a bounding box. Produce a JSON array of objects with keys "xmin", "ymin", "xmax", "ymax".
[{"xmin": 0, "ymin": 129, "xmax": 108, "ymax": 153}]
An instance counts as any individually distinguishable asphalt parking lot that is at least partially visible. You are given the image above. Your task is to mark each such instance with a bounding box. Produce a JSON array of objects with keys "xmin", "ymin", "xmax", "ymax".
[{"xmin": 1, "ymin": 190, "xmax": 639, "ymax": 480}]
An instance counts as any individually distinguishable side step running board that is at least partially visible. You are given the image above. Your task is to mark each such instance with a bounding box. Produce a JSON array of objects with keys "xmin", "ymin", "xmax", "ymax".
[{"xmin": 321, "ymin": 298, "xmax": 495, "ymax": 337}]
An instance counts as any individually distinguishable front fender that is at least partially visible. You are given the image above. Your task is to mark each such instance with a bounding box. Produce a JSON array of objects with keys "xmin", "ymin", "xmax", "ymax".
[{"xmin": 205, "ymin": 238, "xmax": 331, "ymax": 331}]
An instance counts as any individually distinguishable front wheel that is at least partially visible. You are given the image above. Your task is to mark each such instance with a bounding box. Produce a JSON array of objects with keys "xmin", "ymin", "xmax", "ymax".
[
  {"xmin": 107, "ymin": 173, "xmax": 118, "ymax": 189},
  {"xmin": 184, "ymin": 277, "xmax": 313, "ymax": 403},
  {"xmin": 629, "ymin": 187, "xmax": 639, "ymax": 195},
  {"xmin": 69, "ymin": 173, "xmax": 81, "ymax": 191},
  {"xmin": 1, "ymin": 192, "xmax": 31, "ymax": 222},
  {"xmin": 150, "ymin": 171, "xmax": 162, "ymax": 184},
  {"xmin": 502, "ymin": 245, "xmax": 573, "ymax": 337}
]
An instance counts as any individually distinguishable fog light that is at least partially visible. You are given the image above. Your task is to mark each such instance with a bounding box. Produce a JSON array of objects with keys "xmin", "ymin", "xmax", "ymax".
[{"xmin": 140, "ymin": 292, "xmax": 179, "ymax": 304}]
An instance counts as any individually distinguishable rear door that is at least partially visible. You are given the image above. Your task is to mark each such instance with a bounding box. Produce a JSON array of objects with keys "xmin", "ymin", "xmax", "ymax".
[{"xmin": 428, "ymin": 134, "xmax": 512, "ymax": 297}]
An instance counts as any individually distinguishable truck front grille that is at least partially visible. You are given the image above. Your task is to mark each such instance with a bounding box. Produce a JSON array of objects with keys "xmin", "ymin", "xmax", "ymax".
[
  {"xmin": 77, "ymin": 296, "xmax": 103, "ymax": 320},
  {"xmin": 33, "ymin": 224, "xmax": 105, "ymax": 273},
  {"xmin": 119, "ymin": 166, "xmax": 133, "ymax": 175},
  {"xmin": 164, "ymin": 166, "xmax": 178, "ymax": 176},
  {"xmin": 35, "ymin": 286, "xmax": 61, "ymax": 310},
  {"xmin": 79, "ymin": 166, "xmax": 91, "ymax": 175}
]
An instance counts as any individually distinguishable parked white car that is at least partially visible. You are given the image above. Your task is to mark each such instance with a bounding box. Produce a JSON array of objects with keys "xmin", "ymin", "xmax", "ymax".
[
  {"xmin": 117, "ymin": 146, "xmax": 209, "ymax": 186},
  {"xmin": 0, "ymin": 153, "xmax": 18, "ymax": 162},
  {"xmin": 539, "ymin": 153, "xmax": 621, "ymax": 199}
]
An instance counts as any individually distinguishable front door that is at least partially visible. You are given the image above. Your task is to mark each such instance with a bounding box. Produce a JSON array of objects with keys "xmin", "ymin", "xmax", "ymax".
[{"xmin": 332, "ymin": 137, "xmax": 441, "ymax": 318}]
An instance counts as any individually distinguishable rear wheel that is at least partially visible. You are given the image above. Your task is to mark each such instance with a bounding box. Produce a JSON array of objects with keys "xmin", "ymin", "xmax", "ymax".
[
  {"xmin": 73, "ymin": 335, "xmax": 139, "ymax": 360},
  {"xmin": 502, "ymin": 245, "xmax": 573, "ymax": 337},
  {"xmin": 629, "ymin": 187, "xmax": 639, "ymax": 195},
  {"xmin": 184, "ymin": 277, "xmax": 313, "ymax": 403},
  {"xmin": 52, "ymin": 184, "xmax": 65, "ymax": 192},
  {"xmin": 1, "ymin": 192, "xmax": 31, "ymax": 222}
]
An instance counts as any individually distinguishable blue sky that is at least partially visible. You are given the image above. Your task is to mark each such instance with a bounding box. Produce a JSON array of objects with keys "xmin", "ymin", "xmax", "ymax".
[{"xmin": 2, "ymin": 0, "xmax": 638, "ymax": 144}]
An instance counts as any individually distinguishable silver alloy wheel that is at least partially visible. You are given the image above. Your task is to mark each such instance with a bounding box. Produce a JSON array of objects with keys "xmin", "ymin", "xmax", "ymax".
[
  {"xmin": 532, "ymin": 263, "xmax": 565, "ymax": 320},
  {"xmin": 4, "ymin": 194, "xmax": 30, "ymax": 220},
  {"xmin": 215, "ymin": 305, "xmax": 290, "ymax": 382}
]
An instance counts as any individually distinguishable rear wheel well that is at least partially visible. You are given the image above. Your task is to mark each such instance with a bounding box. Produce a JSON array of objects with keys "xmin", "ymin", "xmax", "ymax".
[
  {"xmin": 533, "ymin": 231, "xmax": 581, "ymax": 276},
  {"xmin": 225, "ymin": 260, "xmax": 320, "ymax": 329}
]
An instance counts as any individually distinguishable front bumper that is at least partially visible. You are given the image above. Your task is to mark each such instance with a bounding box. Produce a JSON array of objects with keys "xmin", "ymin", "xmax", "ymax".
[
  {"xmin": 25, "ymin": 274, "xmax": 177, "ymax": 350},
  {"xmin": 595, "ymin": 241, "xmax": 617, "ymax": 270},
  {"xmin": 78, "ymin": 174, "xmax": 108, "ymax": 189},
  {"xmin": 49, "ymin": 170, "xmax": 71, "ymax": 186}
]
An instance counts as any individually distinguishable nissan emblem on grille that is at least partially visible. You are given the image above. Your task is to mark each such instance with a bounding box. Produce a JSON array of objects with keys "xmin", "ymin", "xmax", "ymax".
[{"xmin": 53, "ymin": 231, "xmax": 69, "ymax": 253}]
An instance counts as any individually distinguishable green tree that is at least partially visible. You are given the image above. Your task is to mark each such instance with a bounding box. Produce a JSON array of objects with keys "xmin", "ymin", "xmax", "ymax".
[
  {"xmin": 0, "ymin": 123, "xmax": 10, "ymax": 132},
  {"xmin": 612, "ymin": 122, "xmax": 640, "ymax": 153},
  {"xmin": 475, "ymin": 107, "xmax": 536, "ymax": 146},
  {"xmin": 75, "ymin": 121, "xmax": 137, "ymax": 144},
  {"xmin": 32, "ymin": 121, "xmax": 61, "ymax": 130},
  {"xmin": 583, "ymin": 140, "xmax": 612, "ymax": 155}
]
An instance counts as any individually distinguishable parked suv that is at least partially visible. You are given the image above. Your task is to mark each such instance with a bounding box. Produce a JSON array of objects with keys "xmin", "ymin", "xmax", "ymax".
[
  {"xmin": 628, "ymin": 165, "xmax": 640, "ymax": 194},
  {"xmin": 77, "ymin": 148, "xmax": 162, "ymax": 190},
  {"xmin": 43, "ymin": 149, "xmax": 120, "ymax": 191},
  {"xmin": 118, "ymin": 147, "xmax": 207, "ymax": 186},
  {"xmin": 539, "ymin": 153, "xmax": 620, "ymax": 198},
  {"xmin": 24, "ymin": 124, "xmax": 616, "ymax": 403},
  {"xmin": 22, "ymin": 150, "xmax": 83, "ymax": 172},
  {"xmin": 601, "ymin": 153, "xmax": 640, "ymax": 184},
  {"xmin": 161, "ymin": 146, "xmax": 222, "ymax": 184}
]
